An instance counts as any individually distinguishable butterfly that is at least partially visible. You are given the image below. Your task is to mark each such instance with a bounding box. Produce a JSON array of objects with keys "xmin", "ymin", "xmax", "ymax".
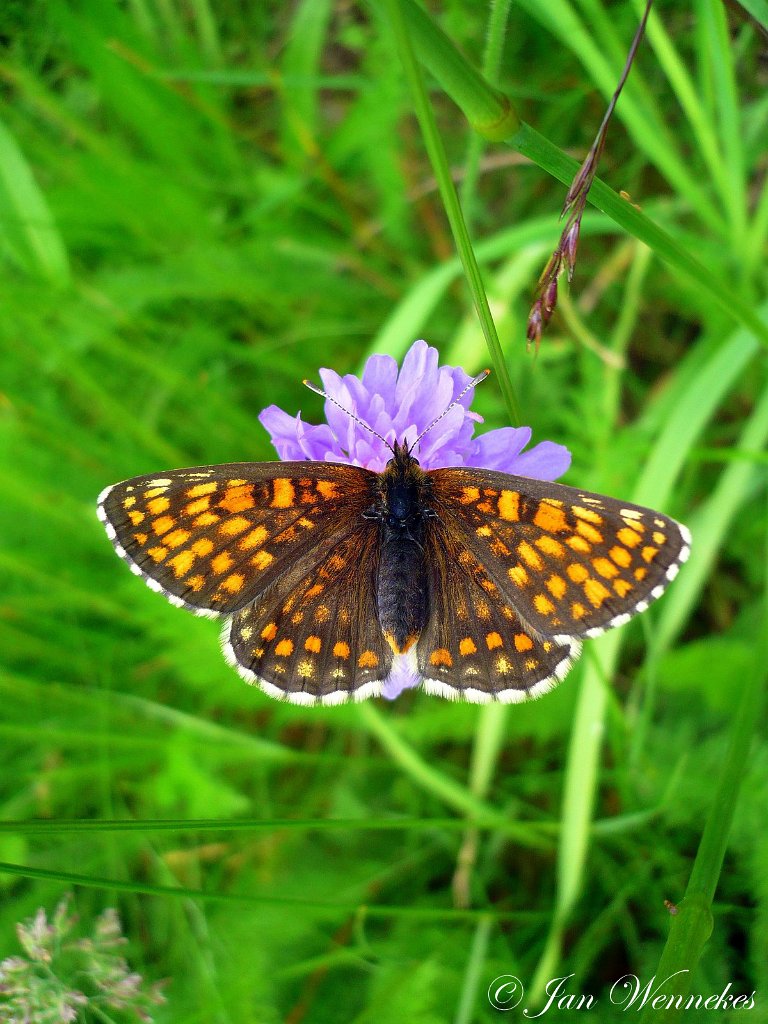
[{"xmin": 98, "ymin": 389, "xmax": 690, "ymax": 706}]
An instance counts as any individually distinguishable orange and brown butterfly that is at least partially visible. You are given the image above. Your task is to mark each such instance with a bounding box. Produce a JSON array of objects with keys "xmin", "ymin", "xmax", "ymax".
[{"xmin": 97, "ymin": 343, "xmax": 690, "ymax": 706}]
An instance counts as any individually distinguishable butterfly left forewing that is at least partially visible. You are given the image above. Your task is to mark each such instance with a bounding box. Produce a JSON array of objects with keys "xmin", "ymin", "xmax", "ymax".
[
  {"xmin": 427, "ymin": 467, "xmax": 690, "ymax": 641},
  {"xmin": 98, "ymin": 461, "xmax": 375, "ymax": 616}
]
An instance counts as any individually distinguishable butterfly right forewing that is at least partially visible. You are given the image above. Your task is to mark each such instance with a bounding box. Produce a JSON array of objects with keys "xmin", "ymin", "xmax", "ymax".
[{"xmin": 427, "ymin": 467, "xmax": 690, "ymax": 641}]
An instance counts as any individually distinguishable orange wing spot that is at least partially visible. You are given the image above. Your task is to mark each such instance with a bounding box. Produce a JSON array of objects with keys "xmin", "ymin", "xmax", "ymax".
[
  {"xmin": 459, "ymin": 486, "xmax": 480, "ymax": 504},
  {"xmin": 476, "ymin": 525, "xmax": 492, "ymax": 538},
  {"xmin": 315, "ymin": 605, "xmax": 330, "ymax": 623},
  {"xmin": 546, "ymin": 574, "xmax": 567, "ymax": 599},
  {"xmin": 617, "ymin": 527, "xmax": 641, "ymax": 548},
  {"xmin": 609, "ymin": 545, "xmax": 632, "ymax": 568},
  {"xmin": 536, "ymin": 535, "xmax": 566, "ymax": 558},
  {"xmin": 634, "ymin": 567, "xmax": 647, "ymax": 581},
  {"xmin": 186, "ymin": 574, "xmax": 205, "ymax": 592},
  {"xmin": 165, "ymin": 528, "xmax": 191, "ymax": 549},
  {"xmin": 170, "ymin": 550, "xmax": 195, "ymax": 577},
  {"xmin": 152, "ymin": 516, "xmax": 174, "ymax": 535},
  {"xmin": 508, "ymin": 564, "xmax": 529, "ymax": 587},
  {"xmin": 534, "ymin": 593, "xmax": 555, "ymax": 615},
  {"xmin": 123, "ymin": 496, "xmax": 136, "ymax": 509},
  {"xmin": 498, "ymin": 490, "xmax": 520, "ymax": 521},
  {"xmin": 186, "ymin": 482, "xmax": 217, "ymax": 498},
  {"xmin": 133, "ymin": 532, "xmax": 148, "ymax": 546},
  {"xmin": 316, "ymin": 480, "xmax": 340, "ymax": 499},
  {"xmin": 486, "ymin": 631, "xmax": 503, "ymax": 650},
  {"xmin": 613, "ymin": 579, "xmax": 633, "ymax": 598},
  {"xmin": 220, "ymin": 516, "xmax": 250, "ymax": 536},
  {"xmin": 270, "ymin": 478, "xmax": 295, "ymax": 507},
  {"xmin": 298, "ymin": 517, "xmax": 315, "ymax": 528},
  {"xmin": 534, "ymin": 502, "xmax": 568, "ymax": 532},
  {"xmin": 514, "ymin": 633, "xmax": 534, "ymax": 652},
  {"xmin": 291, "ymin": 611, "xmax": 304, "ymax": 624},
  {"xmin": 227, "ymin": 478, "xmax": 247, "ymax": 486},
  {"xmin": 147, "ymin": 496, "xmax": 170, "ymax": 515},
  {"xmin": 480, "ymin": 579, "xmax": 499, "ymax": 596},
  {"xmin": 221, "ymin": 573, "xmax": 245, "ymax": 593},
  {"xmin": 305, "ymin": 635, "xmax": 322, "ymax": 653},
  {"xmin": 128, "ymin": 510, "xmax": 145, "ymax": 526},
  {"xmin": 274, "ymin": 639, "xmax": 294, "ymax": 657},
  {"xmin": 572, "ymin": 506, "xmax": 603, "ymax": 524},
  {"xmin": 459, "ymin": 637, "xmax": 477, "ymax": 656},
  {"xmin": 567, "ymin": 563, "xmax": 590, "ymax": 583},
  {"xmin": 193, "ymin": 512, "xmax": 220, "ymax": 527},
  {"xmin": 148, "ymin": 545, "xmax": 168, "ymax": 562},
  {"xmin": 333, "ymin": 641, "xmax": 350, "ymax": 659},
  {"xmin": 239, "ymin": 526, "xmax": 269, "ymax": 550},
  {"xmin": 623, "ymin": 518, "xmax": 644, "ymax": 534},
  {"xmin": 430, "ymin": 648, "xmax": 453, "ymax": 667},
  {"xmin": 477, "ymin": 500, "xmax": 494, "ymax": 514},
  {"xmin": 145, "ymin": 487, "xmax": 168, "ymax": 499},
  {"xmin": 327, "ymin": 554, "xmax": 347, "ymax": 572},
  {"xmin": 641, "ymin": 546, "xmax": 659, "ymax": 563},
  {"xmin": 261, "ymin": 622, "xmax": 278, "ymax": 641},
  {"xmin": 518, "ymin": 541, "xmax": 543, "ymax": 570},
  {"xmin": 251, "ymin": 550, "xmax": 274, "ymax": 571},
  {"xmin": 576, "ymin": 521, "xmax": 603, "ymax": 544},
  {"xmin": 490, "ymin": 538, "xmax": 511, "ymax": 557},
  {"xmin": 304, "ymin": 583, "xmax": 324, "ymax": 600},
  {"xmin": 572, "ymin": 602, "xmax": 587, "ymax": 619},
  {"xmin": 211, "ymin": 552, "xmax": 234, "ymax": 574},
  {"xmin": 220, "ymin": 487, "xmax": 256, "ymax": 513},
  {"xmin": 358, "ymin": 650, "xmax": 379, "ymax": 668},
  {"xmin": 592, "ymin": 556, "xmax": 619, "ymax": 579},
  {"xmin": 475, "ymin": 599, "xmax": 491, "ymax": 620},
  {"xmin": 184, "ymin": 496, "xmax": 210, "ymax": 516},
  {"xmin": 567, "ymin": 535, "xmax": 591, "ymax": 553},
  {"xmin": 191, "ymin": 538, "xmax": 214, "ymax": 557},
  {"xmin": 653, "ymin": 531, "xmax": 666, "ymax": 544},
  {"xmin": 584, "ymin": 577, "xmax": 611, "ymax": 607}
]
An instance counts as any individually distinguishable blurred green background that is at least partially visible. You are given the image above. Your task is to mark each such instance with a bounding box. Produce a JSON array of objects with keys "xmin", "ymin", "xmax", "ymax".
[{"xmin": 1, "ymin": 1, "xmax": 766, "ymax": 1021}]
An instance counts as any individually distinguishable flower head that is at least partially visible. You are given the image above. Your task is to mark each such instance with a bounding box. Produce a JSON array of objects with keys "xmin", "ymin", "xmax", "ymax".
[{"xmin": 259, "ymin": 340, "xmax": 571, "ymax": 699}]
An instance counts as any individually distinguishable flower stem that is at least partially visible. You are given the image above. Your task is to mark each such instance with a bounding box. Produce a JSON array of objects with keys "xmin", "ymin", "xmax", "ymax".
[{"xmin": 382, "ymin": 0, "xmax": 521, "ymax": 425}]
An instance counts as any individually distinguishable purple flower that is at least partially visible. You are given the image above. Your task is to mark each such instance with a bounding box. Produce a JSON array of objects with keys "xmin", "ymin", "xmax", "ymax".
[{"xmin": 259, "ymin": 340, "xmax": 571, "ymax": 700}]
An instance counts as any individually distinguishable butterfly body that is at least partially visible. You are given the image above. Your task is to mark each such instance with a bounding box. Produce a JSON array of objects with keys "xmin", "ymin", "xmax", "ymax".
[
  {"xmin": 98, "ymin": 449, "xmax": 690, "ymax": 705},
  {"xmin": 367, "ymin": 441, "xmax": 432, "ymax": 655}
]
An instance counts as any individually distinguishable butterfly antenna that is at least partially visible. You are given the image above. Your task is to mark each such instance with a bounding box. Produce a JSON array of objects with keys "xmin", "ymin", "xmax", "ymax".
[
  {"xmin": 303, "ymin": 379, "xmax": 395, "ymax": 453},
  {"xmin": 412, "ymin": 369, "xmax": 490, "ymax": 448}
]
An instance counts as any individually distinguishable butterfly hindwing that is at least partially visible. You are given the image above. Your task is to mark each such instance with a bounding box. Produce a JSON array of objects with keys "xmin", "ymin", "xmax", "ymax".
[
  {"xmin": 98, "ymin": 461, "xmax": 376, "ymax": 616},
  {"xmin": 417, "ymin": 517, "xmax": 580, "ymax": 702},
  {"xmin": 427, "ymin": 467, "xmax": 691, "ymax": 641},
  {"xmin": 224, "ymin": 527, "xmax": 393, "ymax": 704}
]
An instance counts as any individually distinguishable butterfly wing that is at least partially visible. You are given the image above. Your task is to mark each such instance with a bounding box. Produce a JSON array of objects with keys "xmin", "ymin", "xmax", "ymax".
[
  {"xmin": 426, "ymin": 467, "xmax": 691, "ymax": 641},
  {"xmin": 417, "ymin": 522, "xmax": 580, "ymax": 702},
  {"xmin": 98, "ymin": 461, "xmax": 376, "ymax": 617},
  {"xmin": 224, "ymin": 525, "xmax": 393, "ymax": 704}
]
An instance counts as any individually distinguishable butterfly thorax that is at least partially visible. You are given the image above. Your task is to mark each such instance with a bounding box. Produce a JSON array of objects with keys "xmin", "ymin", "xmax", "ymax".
[{"xmin": 368, "ymin": 441, "xmax": 433, "ymax": 655}]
